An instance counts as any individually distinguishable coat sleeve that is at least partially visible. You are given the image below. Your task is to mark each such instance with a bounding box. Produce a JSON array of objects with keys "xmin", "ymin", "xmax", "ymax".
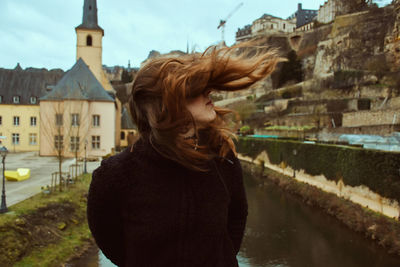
[
  {"xmin": 87, "ymin": 158, "xmax": 125, "ymax": 266},
  {"xmin": 227, "ymin": 156, "xmax": 248, "ymax": 254}
]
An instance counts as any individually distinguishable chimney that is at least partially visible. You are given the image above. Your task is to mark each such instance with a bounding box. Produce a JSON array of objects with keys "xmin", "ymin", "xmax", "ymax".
[{"xmin": 298, "ymin": 3, "xmax": 302, "ymax": 11}]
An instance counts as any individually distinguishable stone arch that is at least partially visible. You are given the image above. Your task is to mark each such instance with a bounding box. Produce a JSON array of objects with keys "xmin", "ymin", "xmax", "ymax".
[{"xmin": 289, "ymin": 35, "xmax": 302, "ymax": 51}]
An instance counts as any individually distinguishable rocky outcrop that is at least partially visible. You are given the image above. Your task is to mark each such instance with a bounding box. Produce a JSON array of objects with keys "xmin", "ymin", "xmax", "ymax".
[
  {"xmin": 384, "ymin": 3, "xmax": 400, "ymax": 71},
  {"xmin": 308, "ymin": 6, "xmax": 396, "ymax": 77}
]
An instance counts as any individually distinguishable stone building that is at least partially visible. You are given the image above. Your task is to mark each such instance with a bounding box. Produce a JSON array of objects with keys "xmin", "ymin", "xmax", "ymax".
[
  {"xmin": 236, "ymin": 25, "xmax": 252, "ymax": 42},
  {"xmin": 235, "ymin": 14, "xmax": 296, "ymax": 42},
  {"xmin": 252, "ymin": 14, "xmax": 296, "ymax": 36},
  {"xmin": 296, "ymin": 21, "xmax": 315, "ymax": 32},
  {"xmin": 75, "ymin": 0, "xmax": 113, "ymax": 92},
  {"xmin": 120, "ymin": 106, "xmax": 137, "ymax": 148},
  {"xmin": 235, "ymin": 3, "xmax": 316, "ymax": 42},
  {"xmin": 75, "ymin": 0, "xmax": 122, "ymax": 148},
  {"xmin": 288, "ymin": 3, "xmax": 318, "ymax": 28},
  {"xmin": 317, "ymin": 0, "xmax": 342, "ymax": 24},
  {"xmin": 0, "ymin": 0, "xmax": 126, "ymax": 154},
  {"xmin": 39, "ymin": 59, "xmax": 115, "ymax": 158},
  {"xmin": 0, "ymin": 65, "xmax": 64, "ymax": 152}
]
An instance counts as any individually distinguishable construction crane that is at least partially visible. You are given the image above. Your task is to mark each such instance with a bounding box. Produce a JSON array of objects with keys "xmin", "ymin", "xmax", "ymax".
[{"xmin": 217, "ymin": 2, "xmax": 243, "ymax": 43}]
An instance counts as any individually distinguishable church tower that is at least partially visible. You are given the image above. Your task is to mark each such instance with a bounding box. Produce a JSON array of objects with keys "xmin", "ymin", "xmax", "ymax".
[{"xmin": 75, "ymin": 0, "xmax": 107, "ymax": 89}]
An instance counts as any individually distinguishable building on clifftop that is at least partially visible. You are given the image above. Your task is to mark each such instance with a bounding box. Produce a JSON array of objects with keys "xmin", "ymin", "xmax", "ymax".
[{"xmin": 288, "ymin": 3, "xmax": 318, "ymax": 28}]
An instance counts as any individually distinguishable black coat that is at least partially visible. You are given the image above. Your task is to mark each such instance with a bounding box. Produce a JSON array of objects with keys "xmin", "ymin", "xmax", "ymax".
[{"xmin": 87, "ymin": 138, "xmax": 248, "ymax": 267}]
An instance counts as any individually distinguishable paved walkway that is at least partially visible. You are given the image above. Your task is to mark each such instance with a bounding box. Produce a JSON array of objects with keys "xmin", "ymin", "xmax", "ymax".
[{"xmin": 1, "ymin": 152, "xmax": 101, "ymax": 207}]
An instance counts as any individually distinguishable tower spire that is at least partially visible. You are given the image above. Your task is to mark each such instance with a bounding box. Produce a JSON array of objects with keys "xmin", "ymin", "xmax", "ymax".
[{"xmin": 76, "ymin": 0, "xmax": 104, "ymax": 34}]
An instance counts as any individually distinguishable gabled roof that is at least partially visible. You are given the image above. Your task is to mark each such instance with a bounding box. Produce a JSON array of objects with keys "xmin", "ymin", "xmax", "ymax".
[
  {"xmin": 121, "ymin": 105, "xmax": 136, "ymax": 130},
  {"xmin": 258, "ymin": 13, "xmax": 281, "ymax": 20},
  {"xmin": 0, "ymin": 65, "xmax": 64, "ymax": 105},
  {"xmin": 40, "ymin": 58, "xmax": 113, "ymax": 102}
]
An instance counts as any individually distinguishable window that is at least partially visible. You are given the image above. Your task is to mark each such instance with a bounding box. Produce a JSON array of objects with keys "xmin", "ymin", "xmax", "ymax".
[
  {"xmin": 54, "ymin": 135, "xmax": 63, "ymax": 150},
  {"xmin": 92, "ymin": 136, "xmax": 100, "ymax": 149},
  {"xmin": 0, "ymin": 116, "xmax": 2, "ymax": 125},
  {"xmin": 13, "ymin": 116, "xmax": 20, "ymax": 126},
  {"xmin": 87, "ymin": 35, "xmax": 92, "ymax": 46},
  {"xmin": 0, "ymin": 95, "xmax": 2, "ymax": 103},
  {"xmin": 29, "ymin": 133, "xmax": 37, "ymax": 145},
  {"xmin": 12, "ymin": 133, "xmax": 19, "ymax": 145},
  {"xmin": 70, "ymin": 136, "xmax": 80, "ymax": 151},
  {"xmin": 13, "ymin": 96, "xmax": 20, "ymax": 104},
  {"xmin": 30, "ymin": 96, "xmax": 37, "ymax": 104},
  {"xmin": 55, "ymin": 114, "xmax": 63, "ymax": 126},
  {"xmin": 30, "ymin": 116, "xmax": 37, "ymax": 126},
  {"xmin": 120, "ymin": 131, "xmax": 125, "ymax": 140},
  {"xmin": 283, "ymin": 23, "xmax": 286, "ymax": 29},
  {"xmin": 71, "ymin": 114, "xmax": 79, "ymax": 126},
  {"xmin": 92, "ymin": 115, "xmax": 100, "ymax": 127}
]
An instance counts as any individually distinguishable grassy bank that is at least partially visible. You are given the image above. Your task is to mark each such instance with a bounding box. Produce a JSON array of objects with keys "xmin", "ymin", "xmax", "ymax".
[
  {"xmin": 0, "ymin": 173, "xmax": 93, "ymax": 267},
  {"xmin": 241, "ymin": 160, "xmax": 400, "ymax": 256}
]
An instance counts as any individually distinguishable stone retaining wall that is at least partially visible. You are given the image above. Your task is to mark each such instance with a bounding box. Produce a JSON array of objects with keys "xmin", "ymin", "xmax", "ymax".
[{"xmin": 238, "ymin": 152, "xmax": 400, "ymax": 219}]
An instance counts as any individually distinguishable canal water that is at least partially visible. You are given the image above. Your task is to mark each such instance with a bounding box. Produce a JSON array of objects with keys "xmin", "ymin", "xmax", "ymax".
[{"xmin": 69, "ymin": 171, "xmax": 400, "ymax": 267}]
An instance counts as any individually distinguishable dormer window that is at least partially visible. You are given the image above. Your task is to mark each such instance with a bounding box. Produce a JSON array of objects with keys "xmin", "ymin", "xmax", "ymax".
[
  {"xmin": 87, "ymin": 35, "xmax": 93, "ymax": 46},
  {"xmin": 46, "ymin": 85, "xmax": 54, "ymax": 91},
  {"xmin": 13, "ymin": 96, "xmax": 20, "ymax": 104},
  {"xmin": 30, "ymin": 96, "xmax": 37, "ymax": 104}
]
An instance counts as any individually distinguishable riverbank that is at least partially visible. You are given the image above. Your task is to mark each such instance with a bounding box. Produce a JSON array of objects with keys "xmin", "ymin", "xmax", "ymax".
[
  {"xmin": 0, "ymin": 174, "xmax": 94, "ymax": 266},
  {"xmin": 240, "ymin": 160, "xmax": 400, "ymax": 256}
]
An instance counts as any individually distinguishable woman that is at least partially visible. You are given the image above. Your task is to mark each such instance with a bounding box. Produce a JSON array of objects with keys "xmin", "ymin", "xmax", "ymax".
[{"xmin": 87, "ymin": 43, "xmax": 280, "ymax": 267}]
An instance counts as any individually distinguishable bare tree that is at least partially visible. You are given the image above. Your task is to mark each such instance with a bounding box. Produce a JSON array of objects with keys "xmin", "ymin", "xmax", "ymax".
[{"xmin": 40, "ymin": 100, "xmax": 92, "ymax": 191}]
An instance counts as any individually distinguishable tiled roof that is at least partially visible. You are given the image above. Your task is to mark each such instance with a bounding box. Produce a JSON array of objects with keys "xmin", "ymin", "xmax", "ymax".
[
  {"xmin": 0, "ymin": 65, "xmax": 64, "ymax": 105},
  {"xmin": 40, "ymin": 58, "xmax": 113, "ymax": 102}
]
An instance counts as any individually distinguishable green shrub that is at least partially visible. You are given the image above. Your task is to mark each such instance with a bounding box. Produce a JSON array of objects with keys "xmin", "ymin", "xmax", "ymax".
[
  {"xmin": 240, "ymin": 125, "xmax": 254, "ymax": 135},
  {"xmin": 246, "ymin": 95, "xmax": 254, "ymax": 101},
  {"xmin": 236, "ymin": 137, "xmax": 400, "ymax": 203}
]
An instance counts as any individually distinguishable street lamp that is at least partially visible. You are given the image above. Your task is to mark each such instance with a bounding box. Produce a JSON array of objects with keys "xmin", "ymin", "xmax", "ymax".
[
  {"xmin": 292, "ymin": 149, "xmax": 297, "ymax": 178},
  {"xmin": 84, "ymin": 139, "xmax": 88, "ymax": 174},
  {"xmin": 0, "ymin": 146, "xmax": 8, "ymax": 213}
]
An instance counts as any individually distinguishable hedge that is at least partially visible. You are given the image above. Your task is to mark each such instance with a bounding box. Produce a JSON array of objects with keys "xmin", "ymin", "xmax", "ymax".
[{"xmin": 237, "ymin": 137, "xmax": 400, "ymax": 203}]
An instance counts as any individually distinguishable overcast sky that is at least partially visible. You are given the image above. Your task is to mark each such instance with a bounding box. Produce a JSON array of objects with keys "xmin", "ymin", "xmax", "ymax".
[{"xmin": 0, "ymin": 0, "xmax": 392, "ymax": 71}]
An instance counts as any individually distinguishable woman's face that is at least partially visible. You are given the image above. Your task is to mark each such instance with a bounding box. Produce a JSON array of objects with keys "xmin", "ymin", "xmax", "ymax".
[{"xmin": 186, "ymin": 90, "xmax": 216, "ymax": 125}]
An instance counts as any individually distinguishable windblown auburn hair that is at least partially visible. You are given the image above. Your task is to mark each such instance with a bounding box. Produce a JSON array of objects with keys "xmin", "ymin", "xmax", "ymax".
[{"xmin": 129, "ymin": 42, "xmax": 281, "ymax": 171}]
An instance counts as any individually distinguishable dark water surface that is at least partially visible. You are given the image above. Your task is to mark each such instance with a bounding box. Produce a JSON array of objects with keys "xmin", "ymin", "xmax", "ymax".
[{"xmin": 70, "ymin": 172, "xmax": 400, "ymax": 267}]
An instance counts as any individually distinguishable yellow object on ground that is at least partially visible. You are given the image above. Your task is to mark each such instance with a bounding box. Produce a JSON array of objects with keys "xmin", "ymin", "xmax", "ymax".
[{"xmin": 5, "ymin": 168, "xmax": 31, "ymax": 181}]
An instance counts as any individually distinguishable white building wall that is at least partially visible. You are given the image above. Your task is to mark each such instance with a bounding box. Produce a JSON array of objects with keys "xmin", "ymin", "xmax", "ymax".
[
  {"xmin": 39, "ymin": 100, "xmax": 115, "ymax": 158},
  {"xmin": 317, "ymin": 0, "xmax": 340, "ymax": 24},
  {"xmin": 251, "ymin": 16, "xmax": 296, "ymax": 35},
  {"xmin": 88, "ymin": 101, "xmax": 115, "ymax": 157}
]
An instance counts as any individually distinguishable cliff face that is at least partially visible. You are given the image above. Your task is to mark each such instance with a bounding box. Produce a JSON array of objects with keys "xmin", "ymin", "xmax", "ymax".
[
  {"xmin": 299, "ymin": 5, "xmax": 398, "ymax": 78},
  {"xmin": 384, "ymin": 4, "xmax": 400, "ymax": 71},
  {"xmin": 244, "ymin": 4, "xmax": 399, "ymax": 89}
]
